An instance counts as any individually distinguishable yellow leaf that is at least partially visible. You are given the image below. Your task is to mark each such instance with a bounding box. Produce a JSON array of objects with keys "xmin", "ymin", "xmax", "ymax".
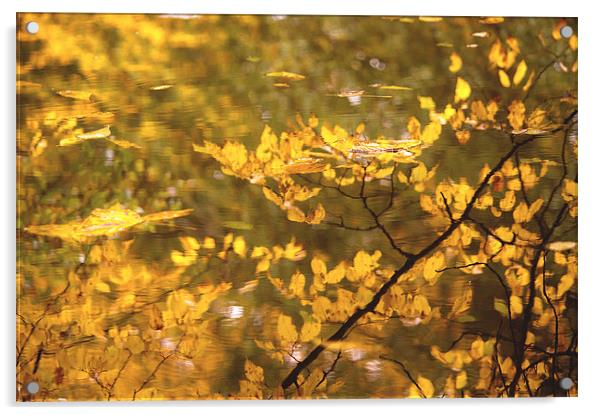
[
  {"xmin": 142, "ymin": 208, "xmax": 194, "ymax": 223},
  {"xmin": 455, "ymin": 130, "xmax": 470, "ymax": 145},
  {"xmin": 513, "ymin": 60, "xmax": 528, "ymax": 85},
  {"xmin": 106, "ymin": 138, "xmax": 142, "ymax": 149},
  {"xmin": 448, "ymin": 52, "xmax": 462, "ymax": 73},
  {"xmin": 456, "ymin": 370, "xmax": 468, "ymax": 389},
  {"xmin": 203, "ymin": 236, "xmax": 216, "ymax": 249},
  {"xmin": 306, "ymin": 203, "xmax": 326, "ymax": 224},
  {"xmin": 277, "ymin": 314, "xmax": 298, "ymax": 343},
  {"xmin": 378, "ymin": 85, "xmax": 412, "ymax": 91},
  {"xmin": 233, "ymin": 236, "xmax": 247, "ymax": 257},
  {"xmin": 499, "ymin": 191, "xmax": 516, "ymax": 212},
  {"xmin": 424, "ymin": 251, "xmax": 445, "ymax": 285},
  {"xmin": 311, "ymin": 257, "xmax": 327, "ymax": 276},
  {"xmin": 265, "ymin": 71, "xmax": 305, "ymax": 81},
  {"xmin": 308, "ymin": 113, "xmax": 319, "ymax": 128},
  {"xmin": 498, "ymin": 69, "xmax": 511, "ymax": 88},
  {"xmin": 77, "ymin": 126, "xmax": 112, "ymax": 140},
  {"xmin": 171, "ymin": 250, "xmax": 197, "ymax": 267},
  {"xmin": 510, "ymin": 295, "xmax": 523, "ymax": 315},
  {"xmin": 286, "ymin": 206, "xmax": 306, "ymax": 223},
  {"xmin": 547, "ymin": 241, "xmax": 577, "ymax": 252},
  {"xmin": 289, "ymin": 271, "xmax": 305, "ymax": 297},
  {"xmin": 454, "ymin": 77, "xmax": 471, "ymax": 103},
  {"xmin": 95, "ymin": 281, "xmax": 111, "ymax": 293},
  {"xmin": 299, "ymin": 317, "xmax": 321, "ymax": 342},
  {"xmin": 507, "ymin": 100, "xmax": 526, "ymax": 131},
  {"xmin": 417, "ymin": 376, "xmax": 434, "ymax": 398},
  {"xmin": 56, "ymin": 89, "xmax": 93, "ymax": 100},
  {"xmin": 418, "ymin": 96, "xmax": 436, "ymax": 110},
  {"xmin": 325, "ymin": 262, "xmax": 346, "ymax": 284},
  {"xmin": 512, "ymin": 199, "xmax": 543, "ymax": 223},
  {"xmin": 244, "ymin": 360, "xmax": 264, "ymax": 384}
]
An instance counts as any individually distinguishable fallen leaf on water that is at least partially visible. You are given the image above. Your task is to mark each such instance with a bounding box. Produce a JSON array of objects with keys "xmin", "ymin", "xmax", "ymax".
[
  {"xmin": 149, "ymin": 84, "xmax": 174, "ymax": 91},
  {"xmin": 265, "ymin": 71, "xmax": 305, "ymax": 81},
  {"xmin": 106, "ymin": 138, "xmax": 142, "ymax": 149},
  {"xmin": 472, "ymin": 31, "xmax": 490, "ymax": 38},
  {"xmin": 273, "ymin": 82, "xmax": 290, "ymax": 88},
  {"xmin": 56, "ymin": 90, "xmax": 94, "ymax": 101},
  {"xmin": 77, "ymin": 126, "xmax": 112, "ymax": 140},
  {"xmin": 26, "ymin": 204, "xmax": 193, "ymax": 243},
  {"xmin": 377, "ymin": 85, "xmax": 413, "ymax": 91},
  {"xmin": 547, "ymin": 241, "xmax": 577, "ymax": 252}
]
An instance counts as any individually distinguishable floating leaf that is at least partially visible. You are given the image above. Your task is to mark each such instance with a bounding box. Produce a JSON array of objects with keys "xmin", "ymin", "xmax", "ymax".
[
  {"xmin": 547, "ymin": 241, "xmax": 577, "ymax": 252},
  {"xmin": 377, "ymin": 85, "xmax": 413, "ymax": 91},
  {"xmin": 149, "ymin": 84, "xmax": 173, "ymax": 91},
  {"xmin": 265, "ymin": 71, "xmax": 305, "ymax": 81},
  {"xmin": 25, "ymin": 205, "xmax": 189, "ymax": 243},
  {"xmin": 107, "ymin": 138, "xmax": 142, "ymax": 149},
  {"xmin": 56, "ymin": 90, "xmax": 94, "ymax": 100}
]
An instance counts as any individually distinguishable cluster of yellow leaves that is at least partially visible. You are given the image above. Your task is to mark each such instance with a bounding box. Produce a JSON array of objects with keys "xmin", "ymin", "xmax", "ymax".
[
  {"xmin": 488, "ymin": 37, "xmax": 533, "ymax": 90},
  {"xmin": 59, "ymin": 125, "xmax": 141, "ymax": 149},
  {"xmin": 380, "ymin": 285, "xmax": 434, "ymax": 326},
  {"xmin": 26, "ymin": 203, "xmax": 193, "ymax": 243},
  {"xmin": 397, "ymin": 160, "xmax": 438, "ymax": 192},
  {"xmin": 238, "ymin": 360, "xmax": 265, "ymax": 399},
  {"xmin": 250, "ymin": 236, "xmax": 307, "ymax": 274}
]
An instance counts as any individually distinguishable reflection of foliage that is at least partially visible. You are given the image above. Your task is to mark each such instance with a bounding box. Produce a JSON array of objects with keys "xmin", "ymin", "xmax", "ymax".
[{"xmin": 17, "ymin": 14, "xmax": 576, "ymax": 400}]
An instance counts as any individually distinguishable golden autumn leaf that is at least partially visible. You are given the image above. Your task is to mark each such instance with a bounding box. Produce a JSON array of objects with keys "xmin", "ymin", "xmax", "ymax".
[
  {"xmin": 498, "ymin": 69, "xmax": 511, "ymax": 88},
  {"xmin": 507, "ymin": 100, "xmax": 526, "ymax": 131},
  {"xmin": 26, "ymin": 205, "xmax": 193, "ymax": 242},
  {"xmin": 244, "ymin": 360, "xmax": 264, "ymax": 384},
  {"xmin": 423, "ymin": 251, "xmax": 445, "ymax": 285},
  {"xmin": 455, "ymin": 130, "xmax": 470, "ymax": 145},
  {"xmin": 378, "ymin": 85, "xmax": 412, "ymax": 91},
  {"xmin": 306, "ymin": 203, "xmax": 326, "ymax": 225},
  {"xmin": 56, "ymin": 89, "xmax": 94, "ymax": 100},
  {"xmin": 142, "ymin": 208, "xmax": 194, "ymax": 223},
  {"xmin": 513, "ymin": 59, "xmax": 528, "ymax": 85},
  {"xmin": 277, "ymin": 314, "xmax": 298, "ymax": 343},
  {"xmin": 454, "ymin": 77, "xmax": 471, "ymax": 103},
  {"xmin": 448, "ymin": 52, "xmax": 462, "ymax": 73},
  {"xmin": 265, "ymin": 71, "xmax": 306, "ymax": 81},
  {"xmin": 418, "ymin": 96, "xmax": 436, "ymax": 110},
  {"xmin": 299, "ymin": 317, "xmax": 321, "ymax": 342},
  {"xmin": 289, "ymin": 271, "xmax": 305, "ymax": 297}
]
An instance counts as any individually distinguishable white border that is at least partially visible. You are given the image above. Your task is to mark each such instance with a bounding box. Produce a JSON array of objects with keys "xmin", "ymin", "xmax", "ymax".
[{"xmin": 2, "ymin": 1, "xmax": 601, "ymax": 414}]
